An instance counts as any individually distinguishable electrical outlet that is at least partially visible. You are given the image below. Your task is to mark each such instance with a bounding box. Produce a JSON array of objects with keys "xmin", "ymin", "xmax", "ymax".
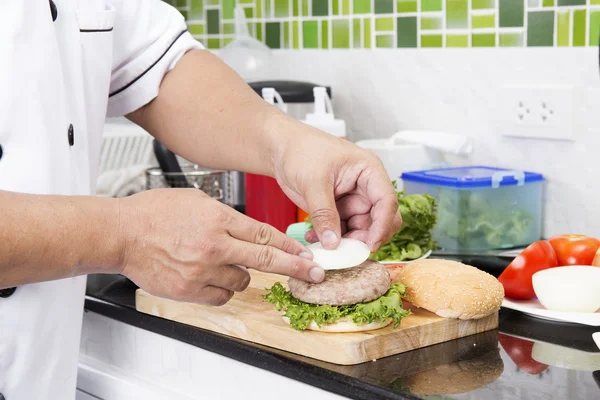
[{"xmin": 500, "ymin": 84, "xmax": 575, "ymax": 141}]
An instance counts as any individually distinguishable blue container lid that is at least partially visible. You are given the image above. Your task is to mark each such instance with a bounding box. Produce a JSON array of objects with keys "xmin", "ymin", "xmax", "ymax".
[{"xmin": 401, "ymin": 166, "xmax": 544, "ymax": 188}]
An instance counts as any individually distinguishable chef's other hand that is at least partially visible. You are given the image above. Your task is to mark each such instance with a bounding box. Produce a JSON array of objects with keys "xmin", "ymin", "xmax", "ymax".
[
  {"xmin": 271, "ymin": 117, "xmax": 402, "ymax": 252},
  {"xmin": 117, "ymin": 188, "xmax": 324, "ymax": 306}
]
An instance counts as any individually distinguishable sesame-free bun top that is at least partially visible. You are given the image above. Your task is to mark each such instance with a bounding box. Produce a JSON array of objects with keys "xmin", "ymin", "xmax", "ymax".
[{"xmin": 394, "ymin": 259, "xmax": 504, "ymax": 320}]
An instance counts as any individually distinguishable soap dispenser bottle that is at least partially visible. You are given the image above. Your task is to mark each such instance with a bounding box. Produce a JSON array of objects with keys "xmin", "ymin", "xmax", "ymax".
[{"xmin": 301, "ymin": 87, "xmax": 346, "ymax": 139}]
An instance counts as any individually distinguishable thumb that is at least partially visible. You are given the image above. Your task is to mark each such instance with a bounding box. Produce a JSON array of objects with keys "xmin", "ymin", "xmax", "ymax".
[{"xmin": 305, "ymin": 182, "xmax": 341, "ymax": 250}]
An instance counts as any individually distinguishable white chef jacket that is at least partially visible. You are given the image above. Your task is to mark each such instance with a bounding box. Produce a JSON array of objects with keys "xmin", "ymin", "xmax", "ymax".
[{"xmin": 0, "ymin": 1, "xmax": 202, "ymax": 399}]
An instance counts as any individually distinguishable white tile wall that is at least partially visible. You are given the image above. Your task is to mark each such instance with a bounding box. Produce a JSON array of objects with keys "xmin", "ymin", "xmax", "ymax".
[{"xmin": 250, "ymin": 48, "xmax": 600, "ymax": 237}]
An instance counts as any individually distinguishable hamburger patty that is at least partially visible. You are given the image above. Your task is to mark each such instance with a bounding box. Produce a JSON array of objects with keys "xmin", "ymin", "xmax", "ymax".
[{"xmin": 288, "ymin": 260, "xmax": 391, "ymax": 305}]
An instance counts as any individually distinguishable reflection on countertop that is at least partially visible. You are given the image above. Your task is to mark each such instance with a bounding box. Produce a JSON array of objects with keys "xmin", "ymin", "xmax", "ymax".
[{"xmin": 84, "ymin": 256, "xmax": 600, "ymax": 400}]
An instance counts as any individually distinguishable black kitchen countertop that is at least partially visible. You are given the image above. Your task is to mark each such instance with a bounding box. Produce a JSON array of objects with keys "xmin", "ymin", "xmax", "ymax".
[{"xmin": 84, "ymin": 255, "xmax": 600, "ymax": 400}]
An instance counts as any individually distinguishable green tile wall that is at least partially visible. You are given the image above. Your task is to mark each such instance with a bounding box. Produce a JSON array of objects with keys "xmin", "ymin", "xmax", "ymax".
[{"xmin": 167, "ymin": 0, "xmax": 600, "ymax": 48}]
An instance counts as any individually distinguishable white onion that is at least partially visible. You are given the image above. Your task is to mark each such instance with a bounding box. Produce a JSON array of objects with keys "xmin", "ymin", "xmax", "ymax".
[{"xmin": 307, "ymin": 238, "xmax": 371, "ymax": 270}]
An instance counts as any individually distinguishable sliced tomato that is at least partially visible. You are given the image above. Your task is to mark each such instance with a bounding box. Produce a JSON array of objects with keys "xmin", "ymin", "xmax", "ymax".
[
  {"xmin": 386, "ymin": 264, "xmax": 404, "ymax": 282},
  {"xmin": 548, "ymin": 234, "xmax": 600, "ymax": 266},
  {"xmin": 498, "ymin": 240, "xmax": 558, "ymax": 300},
  {"xmin": 498, "ymin": 333, "xmax": 549, "ymax": 375}
]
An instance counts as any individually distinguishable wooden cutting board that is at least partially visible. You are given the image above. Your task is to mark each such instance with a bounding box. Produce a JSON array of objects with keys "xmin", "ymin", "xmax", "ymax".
[{"xmin": 135, "ymin": 270, "xmax": 498, "ymax": 365}]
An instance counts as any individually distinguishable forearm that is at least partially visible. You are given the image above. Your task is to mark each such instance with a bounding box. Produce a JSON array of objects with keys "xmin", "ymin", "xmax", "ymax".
[
  {"xmin": 126, "ymin": 49, "xmax": 295, "ymax": 176},
  {"xmin": 0, "ymin": 190, "xmax": 123, "ymax": 288}
]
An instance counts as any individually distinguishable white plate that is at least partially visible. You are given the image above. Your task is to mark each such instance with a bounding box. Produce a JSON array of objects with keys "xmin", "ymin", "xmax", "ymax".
[
  {"xmin": 502, "ymin": 298, "xmax": 600, "ymax": 326},
  {"xmin": 378, "ymin": 250, "xmax": 432, "ymax": 265}
]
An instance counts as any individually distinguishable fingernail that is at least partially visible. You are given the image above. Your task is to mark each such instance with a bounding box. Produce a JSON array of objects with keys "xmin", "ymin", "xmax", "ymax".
[
  {"xmin": 299, "ymin": 251, "xmax": 313, "ymax": 260},
  {"xmin": 321, "ymin": 230, "xmax": 338, "ymax": 247},
  {"xmin": 309, "ymin": 266, "xmax": 325, "ymax": 282}
]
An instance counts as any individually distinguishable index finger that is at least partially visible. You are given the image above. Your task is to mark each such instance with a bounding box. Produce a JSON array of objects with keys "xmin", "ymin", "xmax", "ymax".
[{"xmin": 227, "ymin": 212, "xmax": 313, "ymax": 259}]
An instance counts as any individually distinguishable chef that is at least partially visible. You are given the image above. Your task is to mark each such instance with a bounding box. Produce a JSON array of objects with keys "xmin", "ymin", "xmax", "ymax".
[{"xmin": 0, "ymin": 1, "xmax": 401, "ymax": 399}]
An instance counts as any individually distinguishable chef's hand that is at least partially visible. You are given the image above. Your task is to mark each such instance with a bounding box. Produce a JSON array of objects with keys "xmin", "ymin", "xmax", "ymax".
[
  {"xmin": 117, "ymin": 188, "xmax": 324, "ymax": 306},
  {"xmin": 272, "ymin": 119, "xmax": 402, "ymax": 252}
]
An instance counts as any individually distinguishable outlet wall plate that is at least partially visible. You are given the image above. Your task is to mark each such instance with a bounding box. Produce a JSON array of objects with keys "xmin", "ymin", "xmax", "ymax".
[{"xmin": 499, "ymin": 84, "xmax": 576, "ymax": 141}]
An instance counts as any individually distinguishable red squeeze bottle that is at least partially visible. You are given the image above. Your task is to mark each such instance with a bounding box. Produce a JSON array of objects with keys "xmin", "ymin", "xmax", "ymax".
[{"xmin": 244, "ymin": 173, "xmax": 297, "ymax": 233}]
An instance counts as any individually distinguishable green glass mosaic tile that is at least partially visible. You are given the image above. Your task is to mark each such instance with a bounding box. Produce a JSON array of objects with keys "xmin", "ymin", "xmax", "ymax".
[
  {"xmin": 223, "ymin": 22, "xmax": 235, "ymax": 34},
  {"xmin": 422, "ymin": 0, "xmax": 443, "ymax": 11},
  {"xmin": 284, "ymin": 21, "xmax": 290, "ymax": 48},
  {"xmin": 321, "ymin": 20, "xmax": 329, "ymax": 48},
  {"xmin": 167, "ymin": 0, "xmax": 597, "ymax": 49},
  {"xmin": 397, "ymin": 16, "xmax": 417, "ymax": 47},
  {"xmin": 223, "ymin": 37, "xmax": 233, "ymax": 46},
  {"xmin": 342, "ymin": 0, "xmax": 350, "ymax": 15},
  {"xmin": 293, "ymin": 21, "xmax": 300, "ymax": 48},
  {"xmin": 375, "ymin": 0, "xmax": 394, "ymax": 14},
  {"xmin": 376, "ymin": 17, "xmax": 394, "ymax": 31},
  {"xmin": 557, "ymin": 11, "xmax": 570, "ymax": 47},
  {"xmin": 354, "ymin": 0, "xmax": 371, "ymax": 14},
  {"xmin": 446, "ymin": 0, "xmax": 468, "ymax": 29},
  {"xmin": 207, "ymin": 9, "xmax": 219, "ymax": 34},
  {"xmin": 591, "ymin": 12, "xmax": 600, "ymax": 46},
  {"xmin": 472, "ymin": 14, "xmax": 495, "ymax": 28},
  {"xmin": 266, "ymin": 22, "xmax": 281, "ymax": 48},
  {"xmin": 446, "ymin": 34, "xmax": 468, "ymax": 47},
  {"xmin": 256, "ymin": 23, "xmax": 263, "ymax": 41},
  {"xmin": 188, "ymin": 23, "xmax": 205, "ymax": 35},
  {"xmin": 303, "ymin": 20, "xmax": 319, "ymax": 48},
  {"xmin": 256, "ymin": 0, "xmax": 263, "ymax": 18},
  {"xmin": 500, "ymin": 32, "xmax": 524, "ymax": 46},
  {"xmin": 333, "ymin": 0, "xmax": 340, "ymax": 14},
  {"xmin": 499, "ymin": 0, "xmax": 524, "ymax": 27},
  {"xmin": 275, "ymin": 0, "xmax": 290, "ymax": 17},
  {"xmin": 353, "ymin": 18, "xmax": 361, "ymax": 47},
  {"xmin": 421, "ymin": 16, "xmax": 443, "ymax": 30},
  {"xmin": 222, "ymin": 0, "xmax": 234, "ymax": 19},
  {"xmin": 472, "ymin": 33, "xmax": 495, "ymax": 46},
  {"xmin": 472, "ymin": 0, "xmax": 495, "ymax": 8},
  {"xmin": 397, "ymin": 0, "xmax": 417, "ymax": 13},
  {"xmin": 333, "ymin": 19, "xmax": 350, "ymax": 48},
  {"xmin": 573, "ymin": 10, "xmax": 586, "ymax": 46},
  {"xmin": 190, "ymin": 0, "xmax": 203, "ymax": 20},
  {"xmin": 376, "ymin": 35, "xmax": 394, "ymax": 48},
  {"xmin": 528, "ymin": 11, "xmax": 554, "ymax": 46},
  {"xmin": 558, "ymin": 0, "xmax": 585, "ymax": 5},
  {"xmin": 364, "ymin": 18, "xmax": 372, "ymax": 48},
  {"xmin": 313, "ymin": 0, "xmax": 328, "ymax": 16},
  {"xmin": 421, "ymin": 34, "xmax": 443, "ymax": 47}
]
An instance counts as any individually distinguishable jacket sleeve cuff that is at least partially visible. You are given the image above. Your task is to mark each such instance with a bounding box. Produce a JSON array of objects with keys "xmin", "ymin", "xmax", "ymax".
[{"xmin": 106, "ymin": 31, "xmax": 203, "ymax": 118}]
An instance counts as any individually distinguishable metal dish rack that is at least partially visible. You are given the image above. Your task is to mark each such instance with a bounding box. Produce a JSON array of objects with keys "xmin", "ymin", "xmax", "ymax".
[{"xmin": 145, "ymin": 165, "xmax": 234, "ymax": 206}]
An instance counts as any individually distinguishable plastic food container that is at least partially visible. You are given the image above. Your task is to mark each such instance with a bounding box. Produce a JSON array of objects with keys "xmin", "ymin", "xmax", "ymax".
[{"xmin": 401, "ymin": 166, "xmax": 545, "ymax": 251}]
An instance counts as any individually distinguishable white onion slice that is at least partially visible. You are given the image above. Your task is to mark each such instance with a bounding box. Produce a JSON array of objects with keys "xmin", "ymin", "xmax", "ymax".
[{"xmin": 307, "ymin": 238, "xmax": 371, "ymax": 270}]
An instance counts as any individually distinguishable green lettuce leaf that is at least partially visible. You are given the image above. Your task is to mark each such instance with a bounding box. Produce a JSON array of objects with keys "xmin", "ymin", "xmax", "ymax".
[
  {"xmin": 262, "ymin": 282, "xmax": 411, "ymax": 331},
  {"xmin": 370, "ymin": 182, "xmax": 438, "ymax": 262}
]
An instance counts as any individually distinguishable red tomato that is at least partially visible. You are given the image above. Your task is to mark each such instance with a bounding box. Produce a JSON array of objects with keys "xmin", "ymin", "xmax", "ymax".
[
  {"xmin": 498, "ymin": 333, "xmax": 549, "ymax": 375},
  {"xmin": 498, "ymin": 240, "xmax": 558, "ymax": 300},
  {"xmin": 548, "ymin": 234, "xmax": 600, "ymax": 266}
]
